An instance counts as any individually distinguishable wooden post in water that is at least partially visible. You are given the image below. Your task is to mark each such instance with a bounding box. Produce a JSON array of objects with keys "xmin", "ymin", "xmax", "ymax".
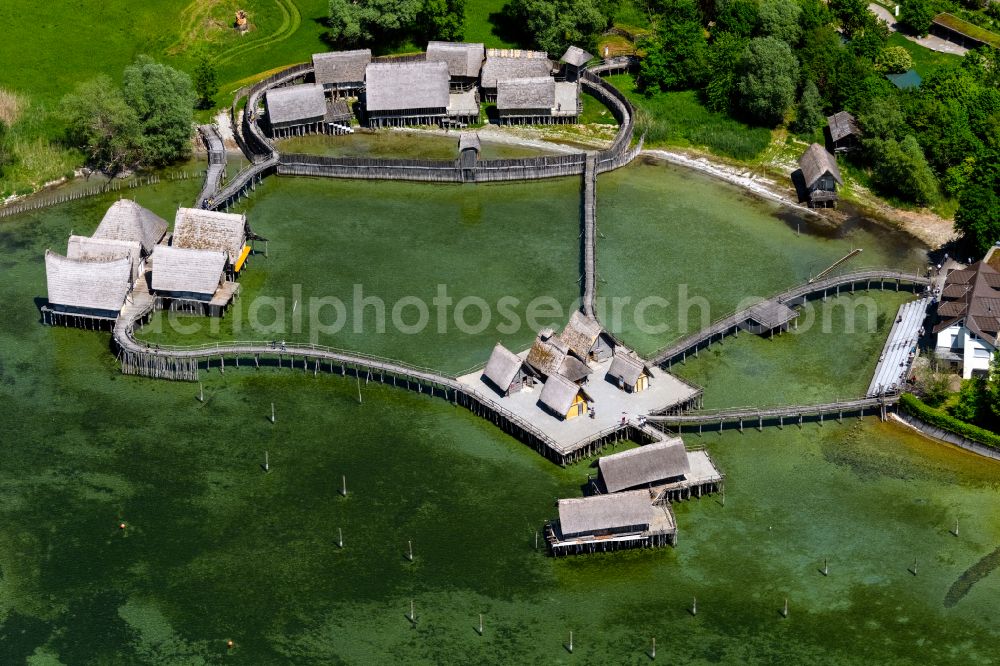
[
  {"xmin": 198, "ymin": 382, "xmax": 204, "ymax": 402},
  {"xmin": 952, "ymin": 520, "xmax": 959, "ymax": 537},
  {"xmin": 263, "ymin": 451, "xmax": 270, "ymax": 473},
  {"xmin": 478, "ymin": 613, "xmax": 483, "ymax": 636},
  {"xmin": 691, "ymin": 596, "xmax": 697, "ymax": 616},
  {"xmin": 822, "ymin": 557, "xmax": 829, "ymax": 576},
  {"xmin": 337, "ymin": 527, "xmax": 343, "ymax": 548},
  {"xmin": 407, "ymin": 540, "xmax": 414, "ymax": 562},
  {"xmin": 567, "ymin": 631, "xmax": 573, "ymax": 654},
  {"xmin": 535, "ymin": 530, "xmax": 539, "ymax": 550},
  {"xmin": 270, "ymin": 402, "xmax": 275, "ymax": 423},
  {"xmin": 911, "ymin": 558, "xmax": 918, "ymax": 576},
  {"xmin": 341, "ymin": 475, "xmax": 348, "ymax": 497},
  {"xmin": 357, "ymin": 372, "xmax": 362, "ymax": 404},
  {"xmin": 781, "ymin": 598, "xmax": 788, "ymax": 618},
  {"xmin": 650, "ymin": 637, "xmax": 656, "ymax": 660},
  {"xmin": 408, "ymin": 600, "xmax": 416, "ymax": 624}
]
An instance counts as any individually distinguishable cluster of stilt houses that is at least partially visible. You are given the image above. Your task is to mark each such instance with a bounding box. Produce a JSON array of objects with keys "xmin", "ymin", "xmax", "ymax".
[
  {"xmin": 547, "ymin": 437, "xmax": 724, "ymax": 556},
  {"xmin": 43, "ymin": 200, "xmax": 255, "ymax": 327},
  {"xmin": 261, "ymin": 41, "xmax": 594, "ymax": 135}
]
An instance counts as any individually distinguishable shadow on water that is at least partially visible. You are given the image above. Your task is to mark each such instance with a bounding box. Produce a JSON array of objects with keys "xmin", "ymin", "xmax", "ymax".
[{"xmin": 943, "ymin": 545, "xmax": 1000, "ymax": 607}]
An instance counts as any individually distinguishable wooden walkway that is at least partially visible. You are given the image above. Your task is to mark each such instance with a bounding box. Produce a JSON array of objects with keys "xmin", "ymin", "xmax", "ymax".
[
  {"xmin": 196, "ymin": 125, "xmax": 227, "ymax": 208},
  {"xmin": 582, "ymin": 154, "xmax": 597, "ymax": 317},
  {"xmin": 650, "ymin": 270, "xmax": 931, "ymax": 367}
]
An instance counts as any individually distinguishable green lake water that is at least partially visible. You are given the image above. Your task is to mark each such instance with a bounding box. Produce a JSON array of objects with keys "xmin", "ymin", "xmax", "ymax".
[
  {"xmin": 1, "ymin": 164, "xmax": 999, "ymax": 663},
  {"xmin": 275, "ymin": 131, "xmax": 556, "ymax": 160}
]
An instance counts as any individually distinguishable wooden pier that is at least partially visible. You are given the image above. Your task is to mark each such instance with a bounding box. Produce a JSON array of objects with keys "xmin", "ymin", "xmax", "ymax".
[
  {"xmin": 196, "ymin": 124, "xmax": 227, "ymax": 208},
  {"xmin": 582, "ymin": 154, "xmax": 597, "ymax": 317}
]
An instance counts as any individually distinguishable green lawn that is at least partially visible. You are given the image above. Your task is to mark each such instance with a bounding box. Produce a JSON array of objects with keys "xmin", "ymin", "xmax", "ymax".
[
  {"xmin": 605, "ymin": 74, "xmax": 773, "ymax": 161},
  {"xmin": 886, "ymin": 32, "xmax": 963, "ymax": 80}
]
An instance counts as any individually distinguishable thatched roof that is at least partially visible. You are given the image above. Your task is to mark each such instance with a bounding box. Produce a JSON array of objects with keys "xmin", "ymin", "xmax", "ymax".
[
  {"xmin": 560, "ymin": 45, "xmax": 593, "ymax": 67},
  {"xmin": 266, "ymin": 83, "xmax": 327, "ymax": 125},
  {"xmin": 94, "ymin": 200, "xmax": 167, "ymax": 255},
  {"xmin": 827, "ymin": 111, "xmax": 860, "ymax": 142},
  {"xmin": 932, "ymin": 260, "xmax": 1000, "ymax": 345},
  {"xmin": 45, "ymin": 250, "xmax": 132, "ymax": 314},
  {"xmin": 426, "ymin": 41, "xmax": 485, "ymax": 78},
  {"xmin": 558, "ymin": 489, "xmax": 666, "ymax": 536},
  {"xmin": 496, "ymin": 77, "xmax": 555, "ymax": 110},
  {"xmin": 526, "ymin": 331, "xmax": 569, "ymax": 376},
  {"xmin": 598, "ymin": 438, "xmax": 691, "ymax": 493},
  {"xmin": 312, "ymin": 49, "xmax": 371, "ymax": 85},
  {"xmin": 539, "ymin": 373, "xmax": 587, "ymax": 416},
  {"xmin": 483, "ymin": 343, "xmax": 524, "ymax": 390},
  {"xmin": 365, "ymin": 62, "xmax": 450, "ymax": 111},
  {"xmin": 481, "ymin": 53, "xmax": 552, "ymax": 88},
  {"xmin": 151, "ymin": 245, "xmax": 227, "ymax": 296},
  {"xmin": 172, "ymin": 208, "xmax": 247, "ymax": 263},
  {"xmin": 606, "ymin": 347, "xmax": 649, "ymax": 388},
  {"xmin": 558, "ymin": 355, "xmax": 592, "ymax": 382},
  {"xmin": 66, "ymin": 235, "xmax": 142, "ymax": 283},
  {"xmin": 459, "ymin": 132, "xmax": 481, "ymax": 153},
  {"xmin": 560, "ymin": 311, "xmax": 601, "ymax": 357},
  {"xmin": 798, "ymin": 143, "xmax": 842, "ymax": 188}
]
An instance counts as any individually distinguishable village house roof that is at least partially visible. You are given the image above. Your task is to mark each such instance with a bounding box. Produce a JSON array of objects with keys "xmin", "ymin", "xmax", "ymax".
[
  {"xmin": 66, "ymin": 235, "xmax": 142, "ymax": 282},
  {"xmin": 425, "ymin": 41, "xmax": 485, "ymax": 78},
  {"xmin": 93, "ymin": 199, "xmax": 168, "ymax": 255},
  {"xmin": 312, "ymin": 49, "xmax": 371, "ymax": 85},
  {"xmin": 265, "ymin": 83, "xmax": 327, "ymax": 126},
  {"xmin": 798, "ymin": 143, "xmax": 843, "ymax": 189},
  {"xmin": 496, "ymin": 77, "xmax": 555, "ymax": 110},
  {"xmin": 557, "ymin": 489, "xmax": 669, "ymax": 536},
  {"xmin": 483, "ymin": 343, "xmax": 524, "ymax": 390},
  {"xmin": 558, "ymin": 355, "xmax": 592, "ymax": 383},
  {"xmin": 933, "ymin": 260, "xmax": 1000, "ymax": 346},
  {"xmin": 827, "ymin": 111, "xmax": 861, "ymax": 142},
  {"xmin": 459, "ymin": 132, "xmax": 481, "ymax": 153},
  {"xmin": 480, "ymin": 52, "xmax": 553, "ymax": 88},
  {"xmin": 560, "ymin": 45, "xmax": 593, "ymax": 67},
  {"xmin": 606, "ymin": 347, "xmax": 649, "ymax": 388},
  {"xmin": 151, "ymin": 246, "xmax": 227, "ymax": 296},
  {"xmin": 172, "ymin": 208, "xmax": 247, "ymax": 263},
  {"xmin": 45, "ymin": 250, "xmax": 132, "ymax": 314},
  {"xmin": 560, "ymin": 311, "xmax": 602, "ymax": 358},
  {"xmin": 597, "ymin": 438, "xmax": 691, "ymax": 493},
  {"xmin": 539, "ymin": 372, "xmax": 589, "ymax": 416},
  {"xmin": 365, "ymin": 61, "xmax": 450, "ymax": 111},
  {"xmin": 526, "ymin": 331, "xmax": 570, "ymax": 376}
]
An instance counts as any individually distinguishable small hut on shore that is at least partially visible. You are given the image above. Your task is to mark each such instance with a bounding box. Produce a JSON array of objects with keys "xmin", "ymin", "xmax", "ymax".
[
  {"xmin": 826, "ymin": 111, "xmax": 861, "ymax": 154},
  {"xmin": 363, "ymin": 61, "xmax": 451, "ymax": 127},
  {"xmin": 312, "ymin": 49, "xmax": 371, "ymax": 96},
  {"xmin": 265, "ymin": 83, "xmax": 349, "ymax": 138},
  {"xmin": 151, "ymin": 246, "xmax": 239, "ymax": 316},
  {"xmin": 606, "ymin": 347, "xmax": 651, "ymax": 392},
  {"xmin": 797, "ymin": 143, "xmax": 842, "ymax": 208},
  {"xmin": 172, "ymin": 208, "xmax": 250, "ymax": 276},
  {"xmin": 480, "ymin": 49, "xmax": 552, "ymax": 101},
  {"xmin": 425, "ymin": 41, "xmax": 485, "ymax": 90},
  {"xmin": 559, "ymin": 45, "xmax": 593, "ymax": 82},
  {"xmin": 43, "ymin": 251, "xmax": 133, "ymax": 326},
  {"xmin": 93, "ymin": 199, "xmax": 167, "ymax": 260},
  {"xmin": 482, "ymin": 342, "xmax": 534, "ymax": 396},
  {"xmin": 496, "ymin": 76, "xmax": 579, "ymax": 124},
  {"xmin": 538, "ymin": 372, "xmax": 591, "ymax": 420},
  {"xmin": 459, "ymin": 132, "xmax": 480, "ymax": 177},
  {"xmin": 547, "ymin": 490, "xmax": 677, "ymax": 555}
]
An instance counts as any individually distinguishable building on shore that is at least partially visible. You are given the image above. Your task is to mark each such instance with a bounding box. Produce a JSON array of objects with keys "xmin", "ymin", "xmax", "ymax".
[
  {"xmin": 933, "ymin": 257, "xmax": 1000, "ymax": 378},
  {"xmin": 459, "ymin": 132, "xmax": 480, "ymax": 176},
  {"xmin": 480, "ymin": 49, "xmax": 552, "ymax": 101},
  {"xmin": 546, "ymin": 489, "xmax": 677, "ymax": 555},
  {"xmin": 482, "ymin": 342, "xmax": 536, "ymax": 396},
  {"xmin": 172, "ymin": 208, "xmax": 250, "ymax": 277},
  {"xmin": 425, "ymin": 41, "xmax": 485, "ymax": 91},
  {"xmin": 151, "ymin": 246, "xmax": 240, "ymax": 316},
  {"xmin": 826, "ymin": 111, "xmax": 861, "ymax": 154},
  {"xmin": 264, "ymin": 83, "xmax": 350, "ymax": 138},
  {"xmin": 797, "ymin": 143, "xmax": 842, "ymax": 208},
  {"xmin": 606, "ymin": 347, "xmax": 651, "ymax": 392},
  {"xmin": 363, "ymin": 61, "xmax": 452, "ymax": 127},
  {"xmin": 495, "ymin": 76, "xmax": 579, "ymax": 124},
  {"xmin": 43, "ymin": 250, "xmax": 133, "ymax": 327},
  {"xmin": 559, "ymin": 45, "xmax": 593, "ymax": 82},
  {"xmin": 593, "ymin": 437, "xmax": 723, "ymax": 501},
  {"xmin": 312, "ymin": 49, "xmax": 371, "ymax": 96},
  {"xmin": 538, "ymin": 372, "xmax": 592, "ymax": 420}
]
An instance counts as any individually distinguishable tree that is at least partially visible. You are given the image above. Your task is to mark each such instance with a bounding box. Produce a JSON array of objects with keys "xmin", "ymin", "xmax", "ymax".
[
  {"xmin": 193, "ymin": 54, "xmax": 218, "ymax": 110},
  {"xmin": 714, "ymin": 0, "xmax": 759, "ymax": 37},
  {"xmin": 758, "ymin": 0, "xmax": 803, "ymax": 44},
  {"xmin": 954, "ymin": 156, "xmax": 1000, "ymax": 255},
  {"xmin": 327, "ymin": 0, "xmax": 424, "ymax": 44},
  {"xmin": 122, "ymin": 56, "xmax": 195, "ymax": 166},
  {"xmin": 501, "ymin": 0, "xmax": 607, "ymax": 55},
  {"xmin": 735, "ymin": 37, "xmax": 799, "ymax": 125},
  {"xmin": 829, "ymin": 0, "xmax": 870, "ymax": 36},
  {"xmin": 875, "ymin": 45, "xmax": 913, "ymax": 73},
  {"xmin": 60, "ymin": 75, "xmax": 142, "ymax": 174},
  {"xmin": 867, "ymin": 135, "xmax": 939, "ymax": 204},
  {"xmin": 793, "ymin": 79, "xmax": 825, "ymax": 133},
  {"xmin": 798, "ymin": 0, "xmax": 832, "ymax": 32},
  {"xmin": 847, "ymin": 13, "xmax": 890, "ymax": 61},
  {"xmin": 900, "ymin": 0, "xmax": 936, "ymax": 36},
  {"xmin": 703, "ymin": 32, "xmax": 748, "ymax": 111},
  {"xmin": 638, "ymin": 0, "xmax": 708, "ymax": 90},
  {"xmin": 419, "ymin": 0, "xmax": 466, "ymax": 40}
]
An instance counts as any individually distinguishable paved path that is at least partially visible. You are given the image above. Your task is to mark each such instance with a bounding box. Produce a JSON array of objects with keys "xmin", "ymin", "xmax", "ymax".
[{"xmin": 868, "ymin": 3, "xmax": 969, "ymax": 55}]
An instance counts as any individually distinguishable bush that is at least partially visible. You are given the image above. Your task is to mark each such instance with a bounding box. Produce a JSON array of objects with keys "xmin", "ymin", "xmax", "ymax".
[
  {"xmin": 899, "ymin": 393, "xmax": 1000, "ymax": 449},
  {"xmin": 876, "ymin": 45, "xmax": 913, "ymax": 74}
]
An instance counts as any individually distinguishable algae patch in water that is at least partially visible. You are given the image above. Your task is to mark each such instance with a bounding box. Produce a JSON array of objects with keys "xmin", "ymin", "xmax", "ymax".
[{"xmin": 944, "ymin": 545, "xmax": 1000, "ymax": 607}]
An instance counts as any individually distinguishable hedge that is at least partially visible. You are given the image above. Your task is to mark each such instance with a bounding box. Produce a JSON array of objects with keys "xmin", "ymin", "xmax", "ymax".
[{"xmin": 898, "ymin": 393, "xmax": 1000, "ymax": 450}]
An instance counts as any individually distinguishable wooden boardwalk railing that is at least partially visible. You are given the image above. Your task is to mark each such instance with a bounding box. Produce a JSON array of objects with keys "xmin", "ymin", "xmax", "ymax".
[
  {"xmin": 649, "ymin": 270, "xmax": 931, "ymax": 367},
  {"xmin": 196, "ymin": 124, "xmax": 227, "ymax": 208},
  {"xmin": 582, "ymin": 154, "xmax": 597, "ymax": 317}
]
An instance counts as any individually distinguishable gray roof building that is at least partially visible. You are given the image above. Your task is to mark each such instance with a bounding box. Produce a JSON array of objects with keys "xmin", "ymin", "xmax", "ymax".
[
  {"xmin": 45, "ymin": 250, "xmax": 132, "ymax": 315},
  {"xmin": 481, "ymin": 51, "xmax": 552, "ymax": 89},
  {"xmin": 365, "ymin": 62, "xmax": 450, "ymax": 111},
  {"xmin": 483, "ymin": 343, "xmax": 526, "ymax": 392},
  {"xmin": 151, "ymin": 245, "xmax": 228, "ymax": 298},
  {"xmin": 560, "ymin": 311, "xmax": 602, "ymax": 358},
  {"xmin": 560, "ymin": 45, "xmax": 593, "ymax": 68},
  {"xmin": 172, "ymin": 208, "xmax": 247, "ymax": 264},
  {"xmin": 606, "ymin": 347, "xmax": 650, "ymax": 389},
  {"xmin": 497, "ymin": 76, "xmax": 555, "ymax": 110},
  {"xmin": 93, "ymin": 199, "xmax": 168, "ymax": 255},
  {"xmin": 597, "ymin": 438, "xmax": 691, "ymax": 493},
  {"xmin": 312, "ymin": 49, "xmax": 371, "ymax": 87},
  {"xmin": 265, "ymin": 83, "xmax": 328, "ymax": 127},
  {"xmin": 426, "ymin": 41, "xmax": 485, "ymax": 78},
  {"xmin": 827, "ymin": 111, "xmax": 860, "ymax": 143},
  {"xmin": 557, "ymin": 489, "xmax": 672, "ymax": 537},
  {"xmin": 67, "ymin": 235, "xmax": 142, "ymax": 283},
  {"xmin": 539, "ymin": 372, "xmax": 590, "ymax": 417},
  {"xmin": 799, "ymin": 143, "xmax": 843, "ymax": 189}
]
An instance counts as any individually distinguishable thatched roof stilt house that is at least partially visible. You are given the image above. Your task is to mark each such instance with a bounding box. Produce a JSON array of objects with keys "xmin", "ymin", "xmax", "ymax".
[
  {"xmin": 538, "ymin": 372, "xmax": 592, "ymax": 420},
  {"xmin": 93, "ymin": 200, "xmax": 167, "ymax": 257},
  {"xmin": 482, "ymin": 342, "xmax": 535, "ymax": 396},
  {"xmin": 559, "ymin": 45, "xmax": 593, "ymax": 82},
  {"xmin": 496, "ymin": 76, "xmax": 579, "ymax": 124},
  {"xmin": 425, "ymin": 41, "xmax": 485, "ymax": 90},
  {"xmin": 172, "ymin": 208, "xmax": 250, "ymax": 275},
  {"xmin": 606, "ymin": 347, "xmax": 652, "ymax": 392},
  {"xmin": 43, "ymin": 250, "xmax": 134, "ymax": 326},
  {"xmin": 363, "ymin": 61, "xmax": 451, "ymax": 128},
  {"xmin": 796, "ymin": 143, "xmax": 843, "ymax": 208},
  {"xmin": 264, "ymin": 83, "xmax": 350, "ymax": 139},
  {"xmin": 312, "ymin": 49, "xmax": 371, "ymax": 96},
  {"xmin": 151, "ymin": 245, "xmax": 239, "ymax": 316},
  {"xmin": 826, "ymin": 111, "xmax": 861, "ymax": 154},
  {"xmin": 480, "ymin": 49, "xmax": 553, "ymax": 101},
  {"xmin": 548, "ymin": 490, "xmax": 677, "ymax": 555}
]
